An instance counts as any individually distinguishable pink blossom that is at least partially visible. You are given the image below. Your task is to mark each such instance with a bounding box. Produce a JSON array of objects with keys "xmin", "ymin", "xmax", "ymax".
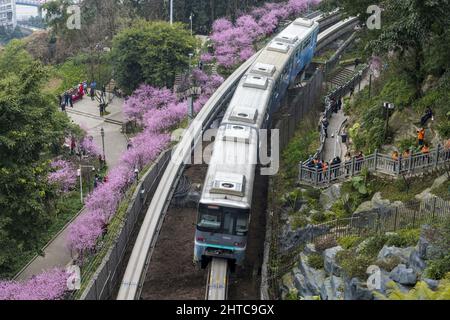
[
  {"xmin": 0, "ymin": 268, "xmax": 69, "ymax": 300},
  {"xmin": 48, "ymin": 160, "xmax": 77, "ymax": 193}
]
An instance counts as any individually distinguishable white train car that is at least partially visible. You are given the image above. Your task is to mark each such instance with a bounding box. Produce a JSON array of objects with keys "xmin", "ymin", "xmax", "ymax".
[{"xmin": 195, "ymin": 17, "xmax": 319, "ymax": 269}]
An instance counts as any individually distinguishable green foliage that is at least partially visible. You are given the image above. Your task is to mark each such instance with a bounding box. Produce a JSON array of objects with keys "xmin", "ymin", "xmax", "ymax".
[
  {"xmin": 376, "ymin": 256, "xmax": 402, "ymax": 272},
  {"xmin": 311, "ymin": 211, "xmax": 326, "ymax": 224},
  {"xmin": 291, "ymin": 214, "xmax": 308, "ymax": 230},
  {"xmin": 52, "ymin": 56, "xmax": 89, "ymax": 94},
  {"xmin": 338, "ymin": 235, "xmax": 362, "ymax": 250},
  {"xmin": 385, "ymin": 229, "xmax": 420, "ymax": 247},
  {"xmin": 375, "ymin": 274, "xmax": 450, "ymax": 300},
  {"xmin": 359, "ymin": 235, "xmax": 389, "ymax": 258},
  {"xmin": 379, "ymin": 77, "xmax": 416, "ymax": 110},
  {"xmin": 351, "ymin": 176, "xmax": 368, "ymax": 195},
  {"xmin": 336, "ymin": 249, "xmax": 374, "ymax": 280},
  {"xmin": 425, "ymin": 255, "xmax": 450, "ymax": 280},
  {"xmin": 285, "ymin": 289, "xmax": 299, "ymax": 300},
  {"xmin": 111, "ymin": 20, "xmax": 197, "ymax": 94},
  {"xmin": 0, "ymin": 42, "xmax": 72, "ymax": 276},
  {"xmin": 282, "ymin": 128, "xmax": 320, "ymax": 183},
  {"xmin": 424, "ymin": 218, "xmax": 450, "ymax": 280},
  {"xmin": 308, "ymin": 254, "xmax": 324, "ymax": 270}
]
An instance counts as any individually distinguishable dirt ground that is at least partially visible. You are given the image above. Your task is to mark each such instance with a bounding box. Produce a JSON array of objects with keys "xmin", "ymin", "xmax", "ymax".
[{"xmin": 140, "ymin": 164, "xmax": 268, "ymax": 300}]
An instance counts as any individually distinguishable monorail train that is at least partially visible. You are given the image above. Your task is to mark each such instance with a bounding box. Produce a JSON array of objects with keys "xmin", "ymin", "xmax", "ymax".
[{"xmin": 194, "ymin": 17, "xmax": 320, "ymax": 269}]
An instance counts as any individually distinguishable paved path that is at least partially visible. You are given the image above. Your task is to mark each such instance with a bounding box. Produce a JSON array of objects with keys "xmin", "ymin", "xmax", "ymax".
[
  {"xmin": 322, "ymin": 66, "xmax": 375, "ymax": 162},
  {"xmin": 16, "ymin": 94, "xmax": 127, "ymax": 280}
]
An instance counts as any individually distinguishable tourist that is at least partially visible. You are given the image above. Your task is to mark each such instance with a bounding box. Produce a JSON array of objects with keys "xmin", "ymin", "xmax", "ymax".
[
  {"xmin": 420, "ymin": 107, "xmax": 434, "ymax": 127},
  {"xmin": 417, "ymin": 128, "xmax": 426, "ymax": 146}
]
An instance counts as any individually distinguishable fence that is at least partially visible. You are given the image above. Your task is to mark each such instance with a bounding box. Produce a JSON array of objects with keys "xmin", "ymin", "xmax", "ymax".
[
  {"xmin": 299, "ymin": 146, "xmax": 450, "ymax": 186},
  {"xmin": 274, "ymin": 69, "xmax": 324, "ymax": 150},
  {"xmin": 309, "ymin": 196, "xmax": 450, "ymax": 245},
  {"xmin": 75, "ymin": 149, "xmax": 172, "ymax": 300}
]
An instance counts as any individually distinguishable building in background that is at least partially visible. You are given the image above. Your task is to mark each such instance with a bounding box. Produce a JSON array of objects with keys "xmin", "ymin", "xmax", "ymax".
[{"xmin": 0, "ymin": 0, "xmax": 17, "ymax": 29}]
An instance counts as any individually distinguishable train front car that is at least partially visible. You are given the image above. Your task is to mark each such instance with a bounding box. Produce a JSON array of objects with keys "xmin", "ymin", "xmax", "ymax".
[{"xmin": 194, "ymin": 125, "xmax": 257, "ymax": 270}]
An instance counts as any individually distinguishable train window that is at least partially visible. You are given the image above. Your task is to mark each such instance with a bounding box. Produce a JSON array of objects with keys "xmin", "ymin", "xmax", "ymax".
[
  {"xmin": 198, "ymin": 206, "xmax": 221, "ymax": 230},
  {"xmin": 303, "ymin": 36, "xmax": 311, "ymax": 50},
  {"xmin": 236, "ymin": 216, "xmax": 249, "ymax": 236},
  {"xmin": 223, "ymin": 210, "xmax": 234, "ymax": 235}
]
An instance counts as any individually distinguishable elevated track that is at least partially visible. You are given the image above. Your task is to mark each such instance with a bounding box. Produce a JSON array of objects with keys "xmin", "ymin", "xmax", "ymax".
[{"xmin": 117, "ymin": 11, "xmax": 358, "ymax": 301}]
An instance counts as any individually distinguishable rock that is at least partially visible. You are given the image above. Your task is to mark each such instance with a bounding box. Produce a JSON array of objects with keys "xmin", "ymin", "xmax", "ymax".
[
  {"xmin": 377, "ymin": 245, "xmax": 415, "ymax": 264},
  {"xmin": 324, "ymin": 246, "xmax": 343, "ymax": 276},
  {"xmin": 297, "ymin": 253, "xmax": 327, "ymax": 296},
  {"xmin": 330, "ymin": 275, "xmax": 345, "ymax": 300},
  {"xmin": 431, "ymin": 174, "xmax": 448, "ymax": 191},
  {"xmin": 390, "ymin": 264, "xmax": 417, "ymax": 285},
  {"xmin": 293, "ymin": 268, "xmax": 314, "ymax": 297},
  {"xmin": 415, "ymin": 189, "xmax": 434, "ymax": 202},
  {"xmin": 319, "ymin": 184, "xmax": 342, "ymax": 211},
  {"xmin": 281, "ymin": 273, "xmax": 297, "ymax": 300},
  {"xmin": 320, "ymin": 277, "xmax": 334, "ymax": 300},
  {"xmin": 344, "ymin": 277, "xmax": 373, "ymax": 300},
  {"xmin": 354, "ymin": 192, "xmax": 391, "ymax": 215},
  {"xmin": 304, "ymin": 243, "xmax": 317, "ymax": 255},
  {"xmin": 423, "ymin": 278, "xmax": 439, "ymax": 290},
  {"xmin": 418, "ymin": 225, "xmax": 442, "ymax": 260},
  {"xmin": 409, "ymin": 250, "xmax": 427, "ymax": 274}
]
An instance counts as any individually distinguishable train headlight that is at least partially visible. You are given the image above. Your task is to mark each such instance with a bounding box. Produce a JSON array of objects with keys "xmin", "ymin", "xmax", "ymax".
[
  {"xmin": 197, "ymin": 237, "xmax": 205, "ymax": 242},
  {"xmin": 234, "ymin": 242, "xmax": 244, "ymax": 247}
]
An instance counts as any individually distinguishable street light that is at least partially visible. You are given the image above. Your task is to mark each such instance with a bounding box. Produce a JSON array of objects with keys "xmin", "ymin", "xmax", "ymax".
[
  {"xmin": 188, "ymin": 53, "xmax": 194, "ymax": 124},
  {"xmin": 101, "ymin": 127, "xmax": 106, "ymax": 165},
  {"xmin": 77, "ymin": 165, "xmax": 97, "ymax": 204},
  {"xmin": 383, "ymin": 102, "xmax": 395, "ymax": 141}
]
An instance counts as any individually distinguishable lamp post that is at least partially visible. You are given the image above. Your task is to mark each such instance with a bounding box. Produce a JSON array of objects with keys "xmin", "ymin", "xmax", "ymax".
[
  {"xmin": 78, "ymin": 165, "xmax": 97, "ymax": 204},
  {"xmin": 190, "ymin": 13, "xmax": 194, "ymax": 36},
  {"xmin": 101, "ymin": 127, "xmax": 106, "ymax": 165},
  {"xmin": 383, "ymin": 102, "xmax": 395, "ymax": 141},
  {"xmin": 188, "ymin": 53, "xmax": 194, "ymax": 125}
]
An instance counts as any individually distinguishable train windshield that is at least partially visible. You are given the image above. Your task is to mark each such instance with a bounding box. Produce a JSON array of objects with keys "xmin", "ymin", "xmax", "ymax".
[{"xmin": 197, "ymin": 204, "xmax": 249, "ymax": 236}]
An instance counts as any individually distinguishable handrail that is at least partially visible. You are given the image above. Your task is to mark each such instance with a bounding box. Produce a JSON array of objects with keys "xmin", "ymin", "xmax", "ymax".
[{"xmin": 299, "ymin": 145, "xmax": 450, "ymax": 186}]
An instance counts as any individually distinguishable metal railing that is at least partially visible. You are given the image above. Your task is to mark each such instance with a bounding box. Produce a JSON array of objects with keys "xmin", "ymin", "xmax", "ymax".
[
  {"xmin": 299, "ymin": 146, "xmax": 450, "ymax": 186},
  {"xmin": 313, "ymin": 64, "xmax": 368, "ymax": 161},
  {"xmin": 308, "ymin": 196, "xmax": 450, "ymax": 245}
]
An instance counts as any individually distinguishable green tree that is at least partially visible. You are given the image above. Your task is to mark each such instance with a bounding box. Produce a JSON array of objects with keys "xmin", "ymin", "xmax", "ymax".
[
  {"xmin": 370, "ymin": 0, "xmax": 450, "ymax": 93},
  {"xmin": 0, "ymin": 41, "xmax": 71, "ymax": 276},
  {"xmin": 111, "ymin": 20, "xmax": 197, "ymax": 94}
]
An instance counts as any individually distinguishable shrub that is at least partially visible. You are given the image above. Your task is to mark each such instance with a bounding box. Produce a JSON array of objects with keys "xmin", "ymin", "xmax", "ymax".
[
  {"xmin": 291, "ymin": 214, "xmax": 308, "ymax": 230},
  {"xmin": 425, "ymin": 255, "xmax": 450, "ymax": 280},
  {"xmin": 385, "ymin": 229, "xmax": 420, "ymax": 248},
  {"xmin": 307, "ymin": 254, "xmax": 324, "ymax": 270},
  {"xmin": 311, "ymin": 211, "xmax": 326, "ymax": 224},
  {"xmin": 336, "ymin": 250, "xmax": 374, "ymax": 280},
  {"xmin": 314, "ymin": 236, "xmax": 338, "ymax": 252},
  {"xmin": 359, "ymin": 235, "xmax": 389, "ymax": 258},
  {"xmin": 376, "ymin": 256, "xmax": 402, "ymax": 272},
  {"xmin": 338, "ymin": 235, "xmax": 362, "ymax": 249},
  {"xmin": 285, "ymin": 289, "xmax": 299, "ymax": 300}
]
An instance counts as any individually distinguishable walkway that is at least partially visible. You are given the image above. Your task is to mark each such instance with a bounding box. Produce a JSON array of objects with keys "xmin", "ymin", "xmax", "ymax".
[
  {"xmin": 16, "ymin": 94, "xmax": 128, "ymax": 280},
  {"xmin": 321, "ymin": 64, "xmax": 371, "ymax": 162}
]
